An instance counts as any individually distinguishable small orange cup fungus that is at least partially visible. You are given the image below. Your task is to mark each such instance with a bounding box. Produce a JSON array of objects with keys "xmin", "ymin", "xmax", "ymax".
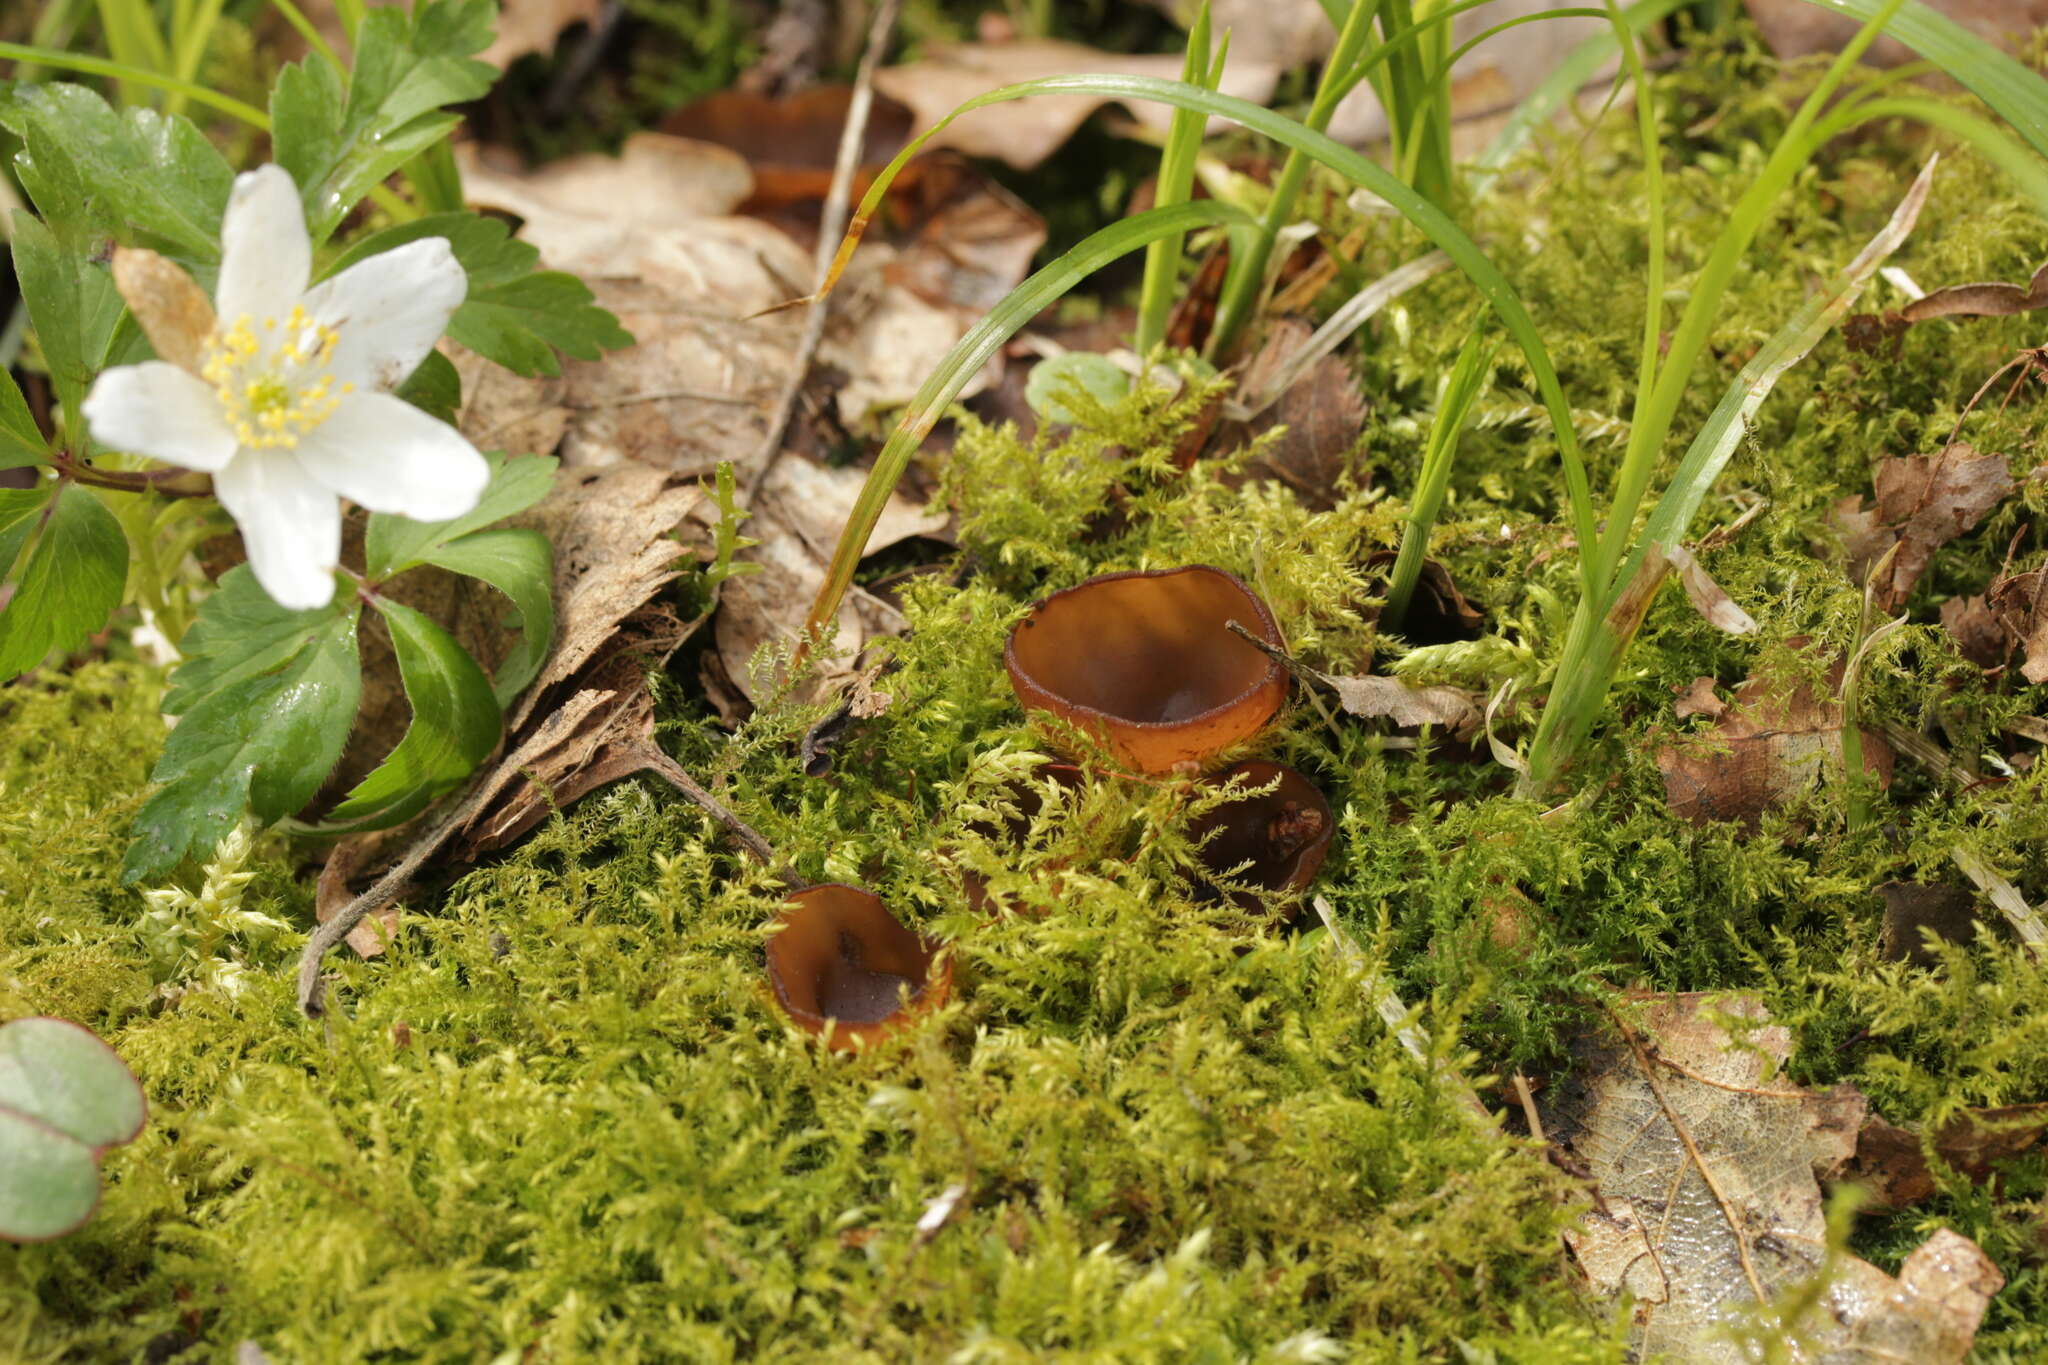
[
  {"xmin": 1004, "ymin": 566, "xmax": 1287, "ymax": 773},
  {"xmin": 765, "ymin": 884, "xmax": 951, "ymax": 1051},
  {"xmin": 1189, "ymin": 761, "xmax": 1333, "ymax": 919}
]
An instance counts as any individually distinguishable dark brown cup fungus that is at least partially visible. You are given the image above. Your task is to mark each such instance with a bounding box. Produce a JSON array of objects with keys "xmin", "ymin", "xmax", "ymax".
[
  {"xmin": 959, "ymin": 762, "xmax": 1084, "ymax": 915},
  {"xmin": 1189, "ymin": 761, "xmax": 1333, "ymax": 919},
  {"xmin": 765, "ymin": 884, "xmax": 950, "ymax": 1051},
  {"xmin": 1005, "ymin": 566, "xmax": 1287, "ymax": 774}
]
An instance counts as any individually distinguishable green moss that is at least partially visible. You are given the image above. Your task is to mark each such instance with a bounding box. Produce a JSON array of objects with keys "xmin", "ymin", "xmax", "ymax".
[{"xmin": 8, "ymin": 29, "xmax": 2048, "ymax": 1362}]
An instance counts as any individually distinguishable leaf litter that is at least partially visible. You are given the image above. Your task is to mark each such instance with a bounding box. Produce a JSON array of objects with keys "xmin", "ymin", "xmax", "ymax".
[{"xmin": 1541, "ymin": 992, "xmax": 2004, "ymax": 1363}]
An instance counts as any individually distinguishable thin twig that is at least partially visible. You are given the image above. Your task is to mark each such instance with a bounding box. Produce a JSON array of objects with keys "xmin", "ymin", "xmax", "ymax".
[
  {"xmin": 626, "ymin": 741, "xmax": 792, "ymax": 878},
  {"xmin": 744, "ymin": 0, "xmax": 902, "ymax": 504},
  {"xmin": 297, "ymin": 775, "xmax": 500, "ymax": 1016},
  {"xmin": 1512, "ymin": 1073, "xmax": 1546, "ymax": 1144}
]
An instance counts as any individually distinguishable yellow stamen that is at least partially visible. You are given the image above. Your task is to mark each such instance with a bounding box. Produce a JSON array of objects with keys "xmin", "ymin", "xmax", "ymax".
[{"xmin": 200, "ymin": 311, "xmax": 345, "ymax": 451}]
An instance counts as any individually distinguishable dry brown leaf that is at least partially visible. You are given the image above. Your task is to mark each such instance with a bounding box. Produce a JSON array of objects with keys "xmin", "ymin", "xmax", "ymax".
[
  {"xmin": 1835, "ymin": 445, "xmax": 2016, "ymax": 609},
  {"xmin": 110, "ymin": 247, "xmax": 214, "ymax": 374},
  {"xmin": 1901, "ymin": 259, "xmax": 2048, "ymax": 323},
  {"xmin": 712, "ymin": 454, "xmax": 944, "ymax": 703},
  {"xmin": 1941, "ymin": 593, "xmax": 2007, "ymax": 669},
  {"xmin": 1877, "ymin": 881, "xmax": 1983, "ymax": 966},
  {"xmin": 1657, "ymin": 651, "xmax": 1892, "ymax": 828},
  {"xmin": 1325, "ymin": 674, "xmax": 1481, "ymax": 734},
  {"xmin": 1220, "ymin": 318, "xmax": 1369, "ymax": 506},
  {"xmin": 315, "ymin": 832, "xmax": 403, "ymax": 959},
  {"xmin": 1852, "ymin": 1105, "xmax": 2048, "ymax": 1209},
  {"xmin": 1362, "ymin": 552, "xmax": 1485, "ymax": 644},
  {"xmin": 478, "ymin": 0, "xmax": 601, "ymax": 67},
  {"xmin": 1673, "ymin": 677, "xmax": 1728, "ymax": 721},
  {"xmin": 1543, "ymin": 992, "xmax": 2004, "ymax": 1363},
  {"xmin": 1986, "ymin": 561, "xmax": 2048, "ymax": 684},
  {"xmin": 872, "ymin": 39, "xmax": 1281, "ymax": 172}
]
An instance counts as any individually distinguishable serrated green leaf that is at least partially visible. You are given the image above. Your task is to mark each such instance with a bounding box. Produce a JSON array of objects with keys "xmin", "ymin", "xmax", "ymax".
[
  {"xmin": 162, "ymin": 566, "xmax": 348, "ymax": 712},
  {"xmin": 0, "ymin": 82, "xmax": 232, "ymax": 263},
  {"xmin": 317, "ymin": 599, "xmax": 500, "ymax": 832},
  {"xmin": 0, "ymin": 1018, "xmax": 146, "ymax": 1151},
  {"xmin": 326, "ymin": 213, "xmax": 632, "ymax": 376},
  {"xmin": 9, "ymin": 213, "xmax": 138, "ymax": 426},
  {"xmin": 124, "ymin": 590, "xmax": 361, "ymax": 882},
  {"xmin": 394, "ymin": 348, "xmax": 462, "ymax": 426},
  {"xmin": 0, "ymin": 1108, "xmax": 99, "ymax": 1243},
  {"xmin": 0, "ymin": 483, "xmax": 127, "ymax": 679},
  {"xmin": 364, "ymin": 451, "xmax": 556, "ymax": 579},
  {"xmin": 0, "ymin": 369, "xmax": 48, "ymax": 470},
  {"xmin": 422, "ymin": 528, "xmax": 554, "ymax": 706},
  {"xmin": 270, "ymin": 0, "xmax": 497, "ymax": 242}
]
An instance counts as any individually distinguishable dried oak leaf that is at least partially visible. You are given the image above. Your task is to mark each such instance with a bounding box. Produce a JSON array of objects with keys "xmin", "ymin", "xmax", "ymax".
[
  {"xmin": 1658, "ymin": 652, "xmax": 1890, "ymax": 828},
  {"xmin": 1218, "ymin": 318, "xmax": 1370, "ymax": 507},
  {"xmin": 1986, "ymin": 562, "xmax": 2048, "ymax": 685},
  {"xmin": 1543, "ymin": 992, "xmax": 2003, "ymax": 1364},
  {"xmin": 1941, "ymin": 593, "xmax": 2008, "ymax": 669},
  {"xmin": 1852, "ymin": 1104, "xmax": 2048, "ymax": 1209},
  {"xmin": 1833, "ymin": 445, "xmax": 2015, "ymax": 609}
]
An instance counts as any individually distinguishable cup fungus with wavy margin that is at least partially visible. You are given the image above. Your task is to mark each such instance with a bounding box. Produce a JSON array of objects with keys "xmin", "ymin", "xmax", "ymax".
[
  {"xmin": 765, "ymin": 884, "xmax": 951, "ymax": 1051},
  {"xmin": 1005, "ymin": 566, "xmax": 1287, "ymax": 774},
  {"xmin": 1189, "ymin": 761, "xmax": 1334, "ymax": 920}
]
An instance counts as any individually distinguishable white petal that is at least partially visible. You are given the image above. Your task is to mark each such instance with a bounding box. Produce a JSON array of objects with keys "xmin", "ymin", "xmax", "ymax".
[
  {"xmin": 214, "ymin": 449, "xmax": 342, "ymax": 611},
  {"xmin": 215, "ymin": 166, "xmax": 312, "ymax": 326},
  {"xmin": 83, "ymin": 362, "xmax": 238, "ymax": 471},
  {"xmin": 300, "ymin": 238, "xmax": 467, "ymax": 392},
  {"xmin": 293, "ymin": 391, "xmax": 490, "ymax": 521}
]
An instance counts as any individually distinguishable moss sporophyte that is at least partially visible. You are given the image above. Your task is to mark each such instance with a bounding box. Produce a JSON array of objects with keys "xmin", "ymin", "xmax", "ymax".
[{"xmin": 82, "ymin": 165, "xmax": 490, "ymax": 610}]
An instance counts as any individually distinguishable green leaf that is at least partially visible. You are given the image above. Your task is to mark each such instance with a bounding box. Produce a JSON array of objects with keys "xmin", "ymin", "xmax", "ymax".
[
  {"xmin": 124, "ymin": 575, "xmax": 361, "ymax": 882},
  {"xmin": 0, "ymin": 1017, "xmax": 146, "ymax": 1244},
  {"xmin": 0, "ymin": 82, "xmax": 233, "ymax": 262},
  {"xmin": 270, "ymin": 0, "xmax": 498, "ymax": 242},
  {"xmin": 1814, "ymin": 0, "xmax": 2048, "ymax": 164},
  {"xmin": 395, "ymin": 348, "xmax": 462, "ymax": 426},
  {"xmin": 318, "ymin": 599, "xmax": 501, "ymax": 832},
  {"xmin": 364, "ymin": 451, "xmax": 557, "ymax": 579},
  {"xmin": 0, "ymin": 369, "xmax": 48, "ymax": 470},
  {"xmin": 421, "ymin": 528, "xmax": 555, "ymax": 706},
  {"xmin": 0, "ymin": 1110, "xmax": 100, "ymax": 1243},
  {"xmin": 0, "ymin": 487, "xmax": 50, "ymax": 583},
  {"xmin": 9, "ymin": 212, "xmax": 139, "ymax": 427},
  {"xmin": 1025, "ymin": 352, "xmax": 1131, "ymax": 425},
  {"xmin": 0, "ymin": 483, "xmax": 128, "ymax": 679},
  {"xmin": 0, "ymin": 1018, "xmax": 147, "ymax": 1151},
  {"xmin": 325, "ymin": 213, "xmax": 633, "ymax": 376}
]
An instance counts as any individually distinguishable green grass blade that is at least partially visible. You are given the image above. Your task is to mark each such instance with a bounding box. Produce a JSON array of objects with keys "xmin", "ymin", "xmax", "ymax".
[
  {"xmin": 811, "ymin": 73, "xmax": 1598, "ymax": 592},
  {"xmin": 1384, "ymin": 326, "xmax": 1498, "ymax": 630},
  {"xmin": 1518, "ymin": 157, "xmax": 1938, "ymax": 794},
  {"xmin": 1136, "ymin": 1, "xmax": 1218, "ymax": 358},
  {"xmin": 801, "ymin": 200, "xmax": 1253, "ymax": 644},
  {"xmin": 0, "ymin": 43, "xmax": 271, "ymax": 127},
  {"xmin": 1814, "ymin": 95, "xmax": 2048, "ymax": 213},
  {"xmin": 1813, "ymin": 0, "xmax": 2048, "ymax": 160}
]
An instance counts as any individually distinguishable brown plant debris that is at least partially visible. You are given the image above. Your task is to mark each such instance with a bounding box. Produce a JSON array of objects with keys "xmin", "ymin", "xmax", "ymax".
[
  {"xmin": 1877, "ymin": 881, "xmax": 1983, "ymax": 966},
  {"xmin": 1673, "ymin": 677, "xmax": 1729, "ymax": 721},
  {"xmin": 1986, "ymin": 560, "xmax": 2048, "ymax": 684},
  {"xmin": 1830, "ymin": 444, "xmax": 2015, "ymax": 610},
  {"xmin": 1542, "ymin": 992, "xmax": 2004, "ymax": 1363},
  {"xmin": 1851, "ymin": 1105, "xmax": 2048, "ymax": 1209},
  {"xmin": 1667, "ymin": 544, "xmax": 1759, "ymax": 636},
  {"xmin": 1218, "ymin": 318, "xmax": 1370, "ymax": 506},
  {"xmin": 1940, "ymin": 594, "xmax": 2007, "ymax": 669},
  {"xmin": 477, "ymin": 0, "xmax": 603, "ymax": 68},
  {"xmin": 1900, "ymin": 258, "xmax": 2048, "ymax": 323},
  {"xmin": 1657, "ymin": 651, "xmax": 1891, "ymax": 828},
  {"xmin": 1227, "ymin": 623, "xmax": 1481, "ymax": 736}
]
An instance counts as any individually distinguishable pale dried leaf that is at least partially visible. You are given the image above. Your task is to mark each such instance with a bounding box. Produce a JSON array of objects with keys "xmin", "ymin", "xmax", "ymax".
[
  {"xmin": 1667, "ymin": 544, "xmax": 1759, "ymax": 635},
  {"xmin": 478, "ymin": 0, "xmax": 602, "ymax": 67},
  {"xmin": 1900, "ymin": 259, "xmax": 2048, "ymax": 322},
  {"xmin": 1841, "ymin": 445, "xmax": 2016, "ymax": 609},
  {"xmin": 1221, "ymin": 318, "xmax": 1369, "ymax": 506},
  {"xmin": 1986, "ymin": 562, "xmax": 2048, "ymax": 684},
  {"xmin": 458, "ymin": 135, "xmax": 755, "ymax": 244},
  {"xmin": 315, "ymin": 832, "xmax": 402, "ymax": 959},
  {"xmin": 872, "ymin": 39, "xmax": 1281, "ymax": 171},
  {"xmin": 1941, "ymin": 593, "xmax": 2006, "ymax": 668},
  {"xmin": 1325, "ymin": 674, "xmax": 1481, "ymax": 733},
  {"xmin": 1545, "ymin": 993, "xmax": 2002, "ymax": 1363},
  {"xmin": 112, "ymin": 247, "xmax": 215, "ymax": 375}
]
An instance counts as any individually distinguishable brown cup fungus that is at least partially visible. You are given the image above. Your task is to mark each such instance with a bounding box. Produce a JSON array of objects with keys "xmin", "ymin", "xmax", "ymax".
[
  {"xmin": 959, "ymin": 762, "xmax": 1084, "ymax": 915},
  {"xmin": 1005, "ymin": 566, "xmax": 1287, "ymax": 774},
  {"xmin": 766, "ymin": 884, "xmax": 950, "ymax": 1051},
  {"xmin": 1189, "ymin": 761, "xmax": 1333, "ymax": 919}
]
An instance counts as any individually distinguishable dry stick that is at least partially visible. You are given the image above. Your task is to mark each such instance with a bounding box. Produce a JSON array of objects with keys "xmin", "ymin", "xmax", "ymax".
[
  {"xmin": 743, "ymin": 0, "xmax": 903, "ymax": 505},
  {"xmin": 297, "ymin": 745, "xmax": 789, "ymax": 1016}
]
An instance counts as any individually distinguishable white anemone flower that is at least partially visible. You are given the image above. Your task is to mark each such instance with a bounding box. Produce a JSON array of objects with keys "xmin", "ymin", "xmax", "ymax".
[{"xmin": 83, "ymin": 164, "xmax": 489, "ymax": 610}]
